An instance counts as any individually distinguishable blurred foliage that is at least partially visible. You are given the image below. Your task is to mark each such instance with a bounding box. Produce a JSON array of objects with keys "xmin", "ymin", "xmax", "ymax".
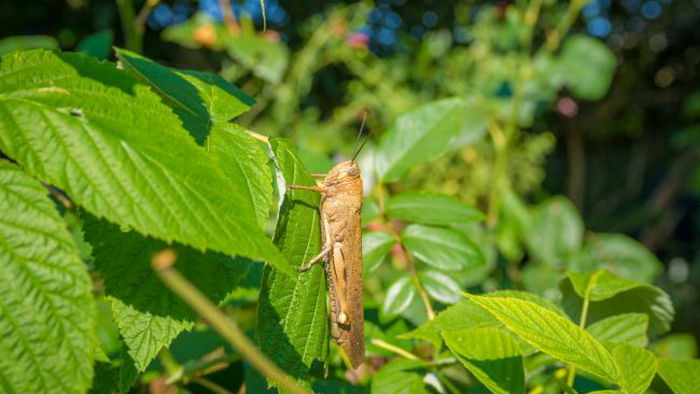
[{"xmin": 2, "ymin": 0, "xmax": 700, "ymax": 392}]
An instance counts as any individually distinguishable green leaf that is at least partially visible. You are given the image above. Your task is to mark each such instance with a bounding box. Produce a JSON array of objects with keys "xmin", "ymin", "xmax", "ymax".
[
  {"xmin": 382, "ymin": 276, "xmax": 417, "ymax": 317},
  {"xmin": 0, "ymin": 161, "xmax": 96, "ymax": 393},
  {"xmin": 115, "ymin": 48, "xmax": 255, "ymax": 142},
  {"xmin": 225, "ymin": 34, "xmax": 289, "ymax": 84},
  {"xmin": 420, "ymin": 270, "xmax": 463, "ymax": 304},
  {"xmin": 559, "ymin": 35, "xmax": 616, "ymax": 100},
  {"xmin": 586, "ymin": 313, "xmax": 649, "ymax": 347},
  {"xmin": 560, "ymin": 272, "xmax": 674, "ymax": 336},
  {"xmin": 486, "ymin": 290, "xmax": 568, "ymax": 318},
  {"xmin": 363, "ymin": 231, "xmax": 395, "ymax": 273},
  {"xmin": 612, "ymin": 343, "xmax": 656, "ymax": 394},
  {"xmin": 371, "ymin": 359, "xmax": 432, "ymax": 394},
  {"xmin": 375, "ymin": 97, "xmax": 485, "ymax": 182},
  {"xmin": 386, "ymin": 192, "xmax": 484, "ymax": 225},
  {"xmin": 464, "ymin": 293, "xmax": 619, "ymax": 383},
  {"xmin": 567, "ymin": 270, "xmax": 640, "ymax": 301},
  {"xmin": 657, "ymin": 359, "xmax": 700, "ymax": 394},
  {"xmin": 256, "ymin": 138, "xmax": 328, "ymax": 389},
  {"xmin": 402, "ymin": 300, "xmax": 498, "ymax": 347},
  {"xmin": 572, "ymin": 233, "xmax": 662, "ymax": 283},
  {"xmin": 76, "ymin": 30, "xmax": 113, "ymax": 60},
  {"xmin": 0, "ymin": 35, "xmax": 58, "ymax": 55},
  {"xmin": 83, "ymin": 215, "xmax": 250, "ymax": 371},
  {"xmin": 525, "ymin": 196, "xmax": 584, "ymax": 266},
  {"xmin": 0, "ymin": 49, "xmax": 289, "ymax": 275},
  {"xmin": 401, "ymin": 224, "xmax": 485, "ymax": 271},
  {"xmin": 443, "ymin": 328, "xmax": 525, "ymax": 394},
  {"xmin": 652, "ymin": 334, "xmax": 698, "ymax": 359}
]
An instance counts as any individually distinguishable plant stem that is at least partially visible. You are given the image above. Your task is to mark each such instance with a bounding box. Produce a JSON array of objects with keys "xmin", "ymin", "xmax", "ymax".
[
  {"xmin": 193, "ymin": 377, "xmax": 233, "ymax": 394},
  {"xmin": 566, "ymin": 295, "xmax": 591, "ymax": 387},
  {"xmin": 370, "ymin": 339, "xmax": 418, "ymax": 360},
  {"xmin": 152, "ymin": 250, "xmax": 308, "ymax": 394},
  {"xmin": 546, "ymin": 0, "xmax": 587, "ymax": 52},
  {"xmin": 115, "ymin": 0, "xmax": 141, "ymax": 53}
]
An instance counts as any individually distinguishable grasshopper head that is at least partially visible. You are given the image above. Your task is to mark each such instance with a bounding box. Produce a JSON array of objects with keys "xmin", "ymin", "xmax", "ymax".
[{"xmin": 326, "ymin": 160, "xmax": 361, "ymax": 185}]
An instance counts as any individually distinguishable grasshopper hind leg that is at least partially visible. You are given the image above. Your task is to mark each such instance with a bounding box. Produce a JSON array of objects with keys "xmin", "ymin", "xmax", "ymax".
[{"xmin": 297, "ymin": 246, "xmax": 330, "ymax": 272}]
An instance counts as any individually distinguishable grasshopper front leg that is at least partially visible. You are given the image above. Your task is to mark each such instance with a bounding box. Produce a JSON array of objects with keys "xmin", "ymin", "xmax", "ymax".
[{"xmin": 297, "ymin": 246, "xmax": 330, "ymax": 272}]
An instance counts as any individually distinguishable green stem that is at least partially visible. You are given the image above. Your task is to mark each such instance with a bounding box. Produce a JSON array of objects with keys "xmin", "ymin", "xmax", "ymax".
[
  {"xmin": 370, "ymin": 339, "xmax": 418, "ymax": 360},
  {"xmin": 152, "ymin": 250, "xmax": 308, "ymax": 394},
  {"xmin": 115, "ymin": 0, "xmax": 142, "ymax": 53},
  {"xmin": 566, "ymin": 295, "xmax": 590, "ymax": 387},
  {"xmin": 546, "ymin": 0, "xmax": 587, "ymax": 52}
]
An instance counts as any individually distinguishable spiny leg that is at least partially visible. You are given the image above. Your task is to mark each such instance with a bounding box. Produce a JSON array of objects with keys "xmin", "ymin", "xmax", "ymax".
[
  {"xmin": 297, "ymin": 246, "xmax": 330, "ymax": 272},
  {"xmin": 286, "ymin": 185, "xmax": 326, "ymax": 193}
]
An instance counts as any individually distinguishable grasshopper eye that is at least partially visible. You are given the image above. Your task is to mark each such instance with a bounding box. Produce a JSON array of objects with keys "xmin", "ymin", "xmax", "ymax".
[{"xmin": 347, "ymin": 167, "xmax": 358, "ymax": 176}]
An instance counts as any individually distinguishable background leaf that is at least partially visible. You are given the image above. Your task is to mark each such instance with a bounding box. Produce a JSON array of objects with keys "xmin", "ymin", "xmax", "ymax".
[
  {"xmin": 525, "ymin": 196, "xmax": 584, "ymax": 266},
  {"xmin": 0, "ymin": 161, "xmax": 95, "ymax": 393},
  {"xmin": 657, "ymin": 359, "xmax": 700, "ymax": 394},
  {"xmin": 83, "ymin": 215, "xmax": 251, "ymax": 371},
  {"xmin": 0, "ymin": 49, "xmax": 288, "ymax": 275},
  {"xmin": 363, "ymin": 231, "xmax": 395, "ymax": 273},
  {"xmin": 567, "ymin": 270, "xmax": 640, "ymax": 301},
  {"xmin": 371, "ymin": 359, "xmax": 432, "ymax": 394},
  {"xmin": 374, "ymin": 97, "xmax": 485, "ymax": 182},
  {"xmin": 559, "ymin": 35, "xmax": 616, "ymax": 101},
  {"xmin": 256, "ymin": 138, "xmax": 328, "ymax": 389},
  {"xmin": 401, "ymin": 224, "xmax": 484, "ymax": 271},
  {"xmin": 382, "ymin": 276, "xmax": 417, "ymax": 317},
  {"xmin": 420, "ymin": 270, "xmax": 463, "ymax": 304},
  {"xmin": 386, "ymin": 192, "xmax": 484, "ymax": 225},
  {"xmin": 465, "ymin": 294, "xmax": 619, "ymax": 383}
]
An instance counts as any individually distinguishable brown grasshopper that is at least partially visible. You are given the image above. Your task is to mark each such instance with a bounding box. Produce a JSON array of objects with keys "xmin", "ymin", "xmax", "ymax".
[{"xmin": 286, "ymin": 143, "xmax": 367, "ymax": 368}]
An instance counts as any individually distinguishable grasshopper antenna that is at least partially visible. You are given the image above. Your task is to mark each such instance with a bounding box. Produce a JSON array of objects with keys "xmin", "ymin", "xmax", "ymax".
[{"xmin": 351, "ymin": 113, "xmax": 369, "ymax": 162}]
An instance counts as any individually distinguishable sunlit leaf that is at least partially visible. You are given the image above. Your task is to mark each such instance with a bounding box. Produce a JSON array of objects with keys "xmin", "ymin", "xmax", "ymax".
[
  {"xmin": 657, "ymin": 359, "xmax": 700, "ymax": 394},
  {"xmin": 401, "ymin": 224, "xmax": 484, "ymax": 271},
  {"xmin": 363, "ymin": 231, "xmax": 395, "ymax": 273},
  {"xmin": 386, "ymin": 192, "xmax": 484, "ymax": 225},
  {"xmin": 612, "ymin": 343, "xmax": 656, "ymax": 394},
  {"xmin": 382, "ymin": 276, "xmax": 417, "ymax": 317},
  {"xmin": 586, "ymin": 313, "xmax": 649, "ymax": 347}
]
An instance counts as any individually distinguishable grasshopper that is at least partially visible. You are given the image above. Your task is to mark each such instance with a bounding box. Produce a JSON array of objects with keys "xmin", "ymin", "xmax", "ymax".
[{"xmin": 286, "ymin": 139, "xmax": 367, "ymax": 368}]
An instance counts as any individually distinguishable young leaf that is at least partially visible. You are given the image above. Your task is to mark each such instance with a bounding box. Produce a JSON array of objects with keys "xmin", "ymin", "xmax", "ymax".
[
  {"xmin": 657, "ymin": 359, "xmax": 700, "ymax": 394},
  {"xmin": 525, "ymin": 196, "xmax": 584, "ymax": 266},
  {"xmin": 586, "ymin": 313, "xmax": 649, "ymax": 347},
  {"xmin": 567, "ymin": 270, "xmax": 640, "ymax": 301},
  {"xmin": 611, "ymin": 343, "xmax": 657, "ymax": 394},
  {"xmin": 420, "ymin": 270, "xmax": 463, "ymax": 304},
  {"xmin": 443, "ymin": 328, "xmax": 525, "ymax": 394},
  {"xmin": 0, "ymin": 49, "xmax": 289, "ymax": 275},
  {"xmin": 0, "ymin": 161, "xmax": 96, "ymax": 393},
  {"xmin": 83, "ymin": 215, "xmax": 251, "ymax": 371},
  {"xmin": 382, "ymin": 276, "xmax": 417, "ymax": 318},
  {"xmin": 256, "ymin": 138, "xmax": 328, "ymax": 389},
  {"xmin": 374, "ymin": 97, "xmax": 485, "ymax": 182},
  {"xmin": 386, "ymin": 192, "xmax": 484, "ymax": 225},
  {"xmin": 371, "ymin": 359, "xmax": 432, "ymax": 394},
  {"xmin": 363, "ymin": 231, "xmax": 395, "ymax": 273},
  {"xmin": 401, "ymin": 224, "xmax": 485, "ymax": 271},
  {"xmin": 464, "ymin": 294, "xmax": 620, "ymax": 384},
  {"xmin": 560, "ymin": 273, "xmax": 674, "ymax": 336}
]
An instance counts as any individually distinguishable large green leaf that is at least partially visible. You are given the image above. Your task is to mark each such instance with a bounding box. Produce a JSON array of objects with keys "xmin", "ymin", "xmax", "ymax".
[
  {"xmin": 567, "ymin": 270, "xmax": 640, "ymax": 301},
  {"xmin": 256, "ymin": 139, "xmax": 328, "ymax": 389},
  {"xmin": 559, "ymin": 35, "xmax": 616, "ymax": 101},
  {"xmin": 464, "ymin": 294, "xmax": 619, "ymax": 383},
  {"xmin": 0, "ymin": 49, "xmax": 289, "ymax": 275},
  {"xmin": 586, "ymin": 313, "xmax": 649, "ymax": 347},
  {"xmin": 572, "ymin": 233, "xmax": 662, "ymax": 283},
  {"xmin": 83, "ymin": 215, "xmax": 250, "ymax": 371},
  {"xmin": 611, "ymin": 343, "xmax": 656, "ymax": 394},
  {"xmin": 401, "ymin": 224, "xmax": 484, "ymax": 271},
  {"xmin": 0, "ymin": 161, "xmax": 96, "ymax": 392},
  {"xmin": 657, "ymin": 359, "xmax": 700, "ymax": 394},
  {"xmin": 443, "ymin": 328, "xmax": 525, "ymax": 394},
  {"xmin": 402, "ymin": 300, "xmax": 498, "ymax": 347},
  {"xmin": 374, "ymin": 97, "xmax": 485, "ymax": 182},
  {"xmin": 385, "ymin": 192, "xmax": 484, "ymax": 226},
  {"xmin": 560, "ymin": 272, "xmax": 674, "ymax": 336},
  {"xmin": 525, "ymin": 196, "xmax": 584, "ymax": 266}
]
